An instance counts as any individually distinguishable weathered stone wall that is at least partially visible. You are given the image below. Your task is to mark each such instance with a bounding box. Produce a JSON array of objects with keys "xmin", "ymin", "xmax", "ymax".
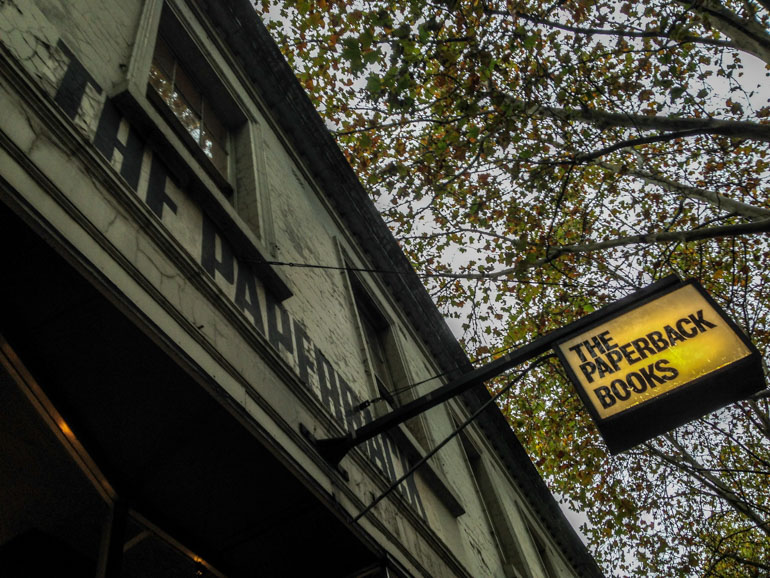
[{"xmin": 0, "ymin": 0, "xmax": 584, "ymax": 575}]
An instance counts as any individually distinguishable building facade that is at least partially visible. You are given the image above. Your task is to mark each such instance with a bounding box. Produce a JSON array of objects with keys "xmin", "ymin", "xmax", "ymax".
[{"xmin": 0, "ymin": 0, "xmax": 602, "ymax": 575}]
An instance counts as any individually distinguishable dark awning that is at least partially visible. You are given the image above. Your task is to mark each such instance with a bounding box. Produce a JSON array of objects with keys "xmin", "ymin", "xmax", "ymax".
[{"xmin": 0, "ymin": 201, "xmax": 384, "ymax": 577}]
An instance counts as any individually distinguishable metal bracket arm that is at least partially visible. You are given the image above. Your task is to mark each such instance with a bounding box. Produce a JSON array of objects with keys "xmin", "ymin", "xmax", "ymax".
[{"xmin": 314, "ymin": 275, "xmax": 682, "ymax": 466}]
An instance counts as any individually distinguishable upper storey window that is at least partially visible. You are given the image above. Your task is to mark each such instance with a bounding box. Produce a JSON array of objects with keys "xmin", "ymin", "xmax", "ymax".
[
  {"xmin": 94, "ymin": 0, "xmax": 283, "ymax": 293},
  {"xmin": 348, "ymin": 270, "xmax": 435, "ymax": 451},
  {"xmin": 149, "ymin": 35, "xmax": 229, "ymax": 178},
  {"xmin": 351, "ymin": 276, "xmax": 400, "ymax": 406}
]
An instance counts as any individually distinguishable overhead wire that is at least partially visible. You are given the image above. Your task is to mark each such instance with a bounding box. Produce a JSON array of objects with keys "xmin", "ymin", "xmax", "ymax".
[
  {"xmin": 249, "ymin": 259, "xmax": 594, "ymax": 409},
  {"xmin": 252, "ymin": 258, "xmax": 605, "ymax": 289}
]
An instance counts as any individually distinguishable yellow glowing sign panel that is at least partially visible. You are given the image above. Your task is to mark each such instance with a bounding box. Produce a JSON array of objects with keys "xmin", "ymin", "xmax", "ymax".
[{"xmin": 557, "ymin": 284, "xmax": 752, "ymax": 419}]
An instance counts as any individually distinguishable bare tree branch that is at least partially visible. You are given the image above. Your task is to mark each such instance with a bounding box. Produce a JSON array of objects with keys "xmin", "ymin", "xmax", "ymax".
[
  {"xmin": 424, "ymin": 218, "xmax": 770, "ymax": 280},
  {"xmin": 484, "ymin": 6, "xmax": 738, "ymax": 51},
  {"xmin": 503, "ymin": 96, "xmax": 770, "ymax": 142},
  {"xmin": 650, "ymin": 437, "xmax": 770, "ymax": 538},
  {"xmin": 680, "ymin": 0, "xmax": 770, "ymax": 65},
  {"xmin": 573, "ymin": 129, "xmax": 710, "ymax": 163},
  {"xmin": 598, "ymin": 162, "xmax": 770, "ymax": 220}
]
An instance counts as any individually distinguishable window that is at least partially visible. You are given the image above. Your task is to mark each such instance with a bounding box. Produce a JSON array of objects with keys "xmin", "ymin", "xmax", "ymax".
[
  {"xmin": 455, "ymin": 423, "xmax": 528, "ymax": 578},
  {"xmin": 527, "ymin": 523, "xmax": 558, "ymax": 578},
  {"xmin": 122, "ymin": 515, "xmax": 223, "ymax": 577},
  {"xmin": 149, "ymin": 35, "xmax": 228, "ymax": 177},
  {"xmin": 349, "ymin": 272, "xmax": 435, "ymax": 451},
  {"xmin": 352, "ymin": 277, "xmax": 400, "ymax": 407},
  {"xmin": 144, "ymin": 4, "xmax": 248, "ymax": 190},
  {"xmin": 113, "ymin": 0, "xmax": 278, "ymax": 255},
  {"xmin": 0, "ymin": 340, "xmax": 224, "ymax": 578},
  {"xmin": 0, "ymin": 362, "xmax": 110, "ymax": 577}
]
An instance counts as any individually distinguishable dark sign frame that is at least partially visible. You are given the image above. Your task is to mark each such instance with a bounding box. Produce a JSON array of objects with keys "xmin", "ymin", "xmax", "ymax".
[{"xmin": 555, "ymin": 279, "xmax": 765, "ymax": 454}]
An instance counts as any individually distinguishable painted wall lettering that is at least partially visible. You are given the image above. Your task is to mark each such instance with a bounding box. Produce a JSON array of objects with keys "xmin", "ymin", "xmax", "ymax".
[
  {"xmin": 54, "ymin": 40, "xmax": 102, "ymax": 120},
  {"xmin": 50, "ymin": 40, "xmax": 425, "ymax": 517}
]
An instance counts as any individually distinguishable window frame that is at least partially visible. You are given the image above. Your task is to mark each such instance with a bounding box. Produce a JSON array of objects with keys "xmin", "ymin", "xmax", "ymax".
[
  {"xmin": 112, "ymin": 0, "xmax": 277, "ymax": 254},
  {"xmin": 148, "ymin": 33, "xmax": 231, "ymax": 180},
  {"xmin": 453, "ymin": 420, "xmax": 530, "ymax": 578},
  {"xmin": 346, "ymin": 269, "xmax": 439, "ymax": 453},
  {"xmin": 353, "ymin": 278, "xmax": 399, "ymax": 406},
  {"xmin": 337, "ymin": 247, "xmax": 464, "ymax": 516},
  {"xmin": 348, "ymin": 272, "xmax": 406, "ymax": 408},
  {"xmin": 145, "ymin": 2, "xmax": 245, "ymax": 194}
]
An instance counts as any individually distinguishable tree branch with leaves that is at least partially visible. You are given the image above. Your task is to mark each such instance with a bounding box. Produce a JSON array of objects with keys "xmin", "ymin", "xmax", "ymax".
[{"xmin": 259, "ymin": 0, "xmax": 770, "ymax": 573}]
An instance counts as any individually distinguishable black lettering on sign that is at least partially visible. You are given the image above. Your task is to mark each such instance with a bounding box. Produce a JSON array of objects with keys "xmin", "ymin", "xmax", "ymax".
[
  {"xmin": 573, "ymin": 308, "xmax": 718, "ymax": 393},
  {"xmin": 638, "ymin": 362, "xmax": 666, "ymax": 388},
  {"xmin": 265, "ymin": 291, "xmax": 294, "ymax": 356},
  {"xmin": 595, "ymin": 357, "xmax": 615, "ymax": 380},
  {"xmin": 631, "ymin": 337, "xmax": 657, "ymax": 360},
  {"xmin": 583, "ymin": 335, "xmax": 605, "ymax": 359},
  {"xmin": 570, "ymin": 331, "xmax": 613, "ymax": 362},
  {"xmin": 675, "ymin": 317, "xmax": 698, "ymax": 338},
  {"xmin": 626, "ymin": 372, "xmax": 647, "ymax": 394},
  {"xmin": 664, "ymin": 325, "xmax": 686, "ymax": 346},
  {"xmin": 145, "ymin": 154, "xmax": 178, "ymax": 219},
  {"xmin": 379, "ymin": 435, "xmax": 399, "ymax": 486},
  {"xmin": 610, "ymin": 379, "xmax": 632, "ymax": 401},
  {"xmin": 591, "ymin": 359, "xmax": 680, "ymax": 412},
  {"xmin": 400, "ymin": 453, "xmax": 427, "ymax": 518},
  {"xmin": 689, "ymin": 310, "xmax": 717, "ymax": 333},
  {"xmin": 568, "ymin": 342, "xmax": 588, "ymax": 363},
  {"xmin": 606, "ymin": 349, "xmax": 624, "ymax": 371},
  {"xmin": 580, "ymin": 360, "xmax": 597, "ymax": 383},
  {"xmin": 366, "ymin": 431, "xmax": 390, "ymax": 481},
  {"xmin": 598, "ymin": 331, "xmax": 618, "ymax": 352},
  {"xmin": 594, "ymin": 386, "xmax": 616, "ymax": 409},
  {"xmin": 619, "ymin": 342, "xmax": 642, "ymax": 365},
  {"xmin": 646, "ymin": 331, "xmax": 669, "ymax": 353},
  {"xmin": 655, "ymin": 358, "xmax": 679, "ymax": 380},
  {"xmin": 92, "ymin": 88, "xmax": 177, "ymax": 221},
  {"xmin": 337, "ymin": 375, "xmax": 359, "ymax": 430},
  {"xmin": 594, "ymin": 357, "xmax": 612, "ymax": 379},
  {"xmin": 315, "ymin": 348, "xmax": 343, "ymax": 421},
  {"xmin": 293, "ymin": 321, "xmax": 316, "ymax": 387},
  {"xmin": 49, "ymin": 44, "xmax": 428, "ymax": 517}
]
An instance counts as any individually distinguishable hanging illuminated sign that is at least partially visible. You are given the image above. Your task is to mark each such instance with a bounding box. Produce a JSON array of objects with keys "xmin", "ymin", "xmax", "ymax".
[{"xmin": 556, "ymin": 280, "xmax": 764, "ymax": 454}]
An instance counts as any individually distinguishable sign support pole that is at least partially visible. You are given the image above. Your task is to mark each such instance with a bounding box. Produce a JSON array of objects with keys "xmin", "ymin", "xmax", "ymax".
[{"xmin": 314, "ymin": 275, "xmax": 682, "ymax": 466}]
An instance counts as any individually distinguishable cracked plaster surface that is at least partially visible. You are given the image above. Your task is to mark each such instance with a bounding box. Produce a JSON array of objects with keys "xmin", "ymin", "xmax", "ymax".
[
  {"xmin": 1, "ymin": 2, "xmax": 105, "ymax": 139},
  {"xmin": 1, "ymin": 0, "xmax": 63, "ymax": 92},
  {"xmin": 1, "ymin": 5, "xmax": 464, "ymax": 559}
]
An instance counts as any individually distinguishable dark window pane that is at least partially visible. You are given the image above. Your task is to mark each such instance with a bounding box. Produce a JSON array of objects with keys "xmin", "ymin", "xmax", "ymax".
[
  {"xmin": 149, "ymin": 65, "xmax": 172, "ymax": 101},
  {"xmin": 152, "ymin": 36, "xmax": 175, "ymax": 80},
  {"xmin": 202, "ymin": 110, "xmax": 228, "ymax": 175},
  {"xmin": 174, "ymin": 65, "xmax": 202, "ymax": 117},
  {"xmin": 202, "ymin": 132, "xmax": 228, "ymax": 176}
]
